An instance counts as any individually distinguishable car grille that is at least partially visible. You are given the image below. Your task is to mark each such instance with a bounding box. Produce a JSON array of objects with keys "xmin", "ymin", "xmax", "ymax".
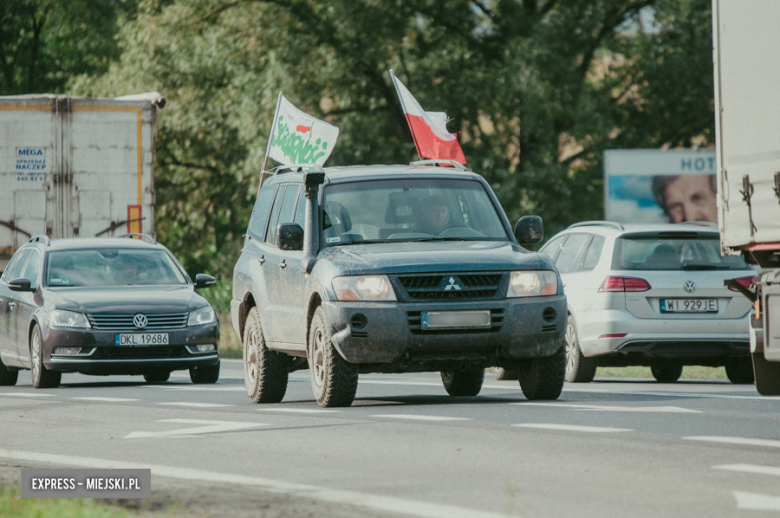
[
  {"xmin": 396, "ymin": 273, "xmax": 503, "ymax": 301},
  {"xmin": 88, "ymin": 313, "xmax": 188, "ymax": 331},
  {"xmin": 94, "ymin": 346, "xmax": 188, "ymax": 360},
  {"xmin": 406, "ymin": 308, "xmax": 506, "ymax": 335}
]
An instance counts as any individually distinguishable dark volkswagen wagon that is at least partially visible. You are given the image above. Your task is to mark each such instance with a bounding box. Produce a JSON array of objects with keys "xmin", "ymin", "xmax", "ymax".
[
  {"xmin": 231, "ymin": 161, "xmax": 567, "ymax": 407},
  {"xmin": 0, "ymin": 235, "xmax": 220, "ymax": 388}
]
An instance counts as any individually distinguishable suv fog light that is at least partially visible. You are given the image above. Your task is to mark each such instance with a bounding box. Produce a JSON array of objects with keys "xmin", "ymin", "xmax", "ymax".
[
  {"xmin": 186, "ymin": 344, "xmax": 216, "ymax": 354},
  {"xmin": 52, "ymin": 347, "xmax": 82, "ymax": 355}
]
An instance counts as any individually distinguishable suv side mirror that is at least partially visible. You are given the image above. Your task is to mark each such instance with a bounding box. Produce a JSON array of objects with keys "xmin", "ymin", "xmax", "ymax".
[
  {"xmin": 278, "ymin": 223, "xmax": 304, "ymax": 251},
  {"xmin": 515, "ymin": 216, "xmax": 544, "ymax": 246},
  {"xmin": 195, "ymin": 274, "xmax": 216, "ymax": 289},
  {"xmin": 8, "ymin": 278, "xmax": 33, "ymax": 292}
]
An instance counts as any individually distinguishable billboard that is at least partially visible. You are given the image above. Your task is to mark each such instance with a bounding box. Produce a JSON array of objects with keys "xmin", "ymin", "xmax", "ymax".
[{"xmin": 604, "ymin": 149, "xmax": 717, "ymax": 224}]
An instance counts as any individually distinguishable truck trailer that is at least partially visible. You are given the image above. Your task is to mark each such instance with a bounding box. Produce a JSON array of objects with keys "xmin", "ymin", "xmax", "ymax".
[
  {"xmin": 0, "ymin": 92, "xmax": 164, "ymax": 272},
  {"xmin": 712, "ymin": 0, "xmax": 780, "ymax": 394}
]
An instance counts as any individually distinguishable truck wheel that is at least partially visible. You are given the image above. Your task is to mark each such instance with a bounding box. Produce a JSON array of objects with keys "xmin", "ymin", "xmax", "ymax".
[
  {"xmin": 244, "ymin": 307, "xmax": 288, "ymax": 403},
  {"xmin": 491, "ymin": 367, "xmax": 518, "ymax": 381},
  {"xmin": 442, "ymin": 369, "xmax": 485, "ymax": 396},
  {"xmin": 30, "ymin": 324, "xmax": 60, "ymax": 389},
  {"xmin": 190, "ymin": 361, "xmax": 220, "ymax": 384},
  {"xmin": 725, "ymin": 358, "xmax": 755, "ymax": 384},
  {"xmin": 308, "ymin": 307, "xmax": 358, "ymax": 407},
  {"xmin": 143, "ymin": 371, "xmax": 170, "ymax": 383},
  {"xmin": 518, "ymin": 345, "xmax": 566, "ymax": 400},
  {"xmin": 0, "ymin": 357, "xmax": 18, "ymax": 386},
  {"xmin": 651, "ymin": 364, "xmax": 683, "ymax": 383},
  {"xmin": 564, "ymin": 316, "xmax": 597, "ymax": 383},
  {"xmin": 752, "ymin": 352, "xmax": 780, "ymax": 396}
]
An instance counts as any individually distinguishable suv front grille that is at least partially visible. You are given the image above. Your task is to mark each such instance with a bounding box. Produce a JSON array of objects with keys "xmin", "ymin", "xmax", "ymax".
[
  {"xmin": 88, "ymin": 313, "xmax": 188, "ymax": 331},
  {"xmin": 396, "ymin": 274, "xmax": 503, "ymax": 301},
  {"xmin": 406, "ymin": 308, "xmax": 506, "ymax": 335}
]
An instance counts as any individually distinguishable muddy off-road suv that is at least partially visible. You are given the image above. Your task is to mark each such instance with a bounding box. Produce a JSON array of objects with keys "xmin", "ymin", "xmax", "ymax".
[{"xmin": 231, "ymin": 161, "xmax": 567, "ymax": 407}]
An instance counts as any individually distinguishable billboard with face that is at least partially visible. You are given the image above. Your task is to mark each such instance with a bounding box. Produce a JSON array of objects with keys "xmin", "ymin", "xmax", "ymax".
[{"xmin": 604, "ymin": 149, "xmax": 716, "ymax": 224}]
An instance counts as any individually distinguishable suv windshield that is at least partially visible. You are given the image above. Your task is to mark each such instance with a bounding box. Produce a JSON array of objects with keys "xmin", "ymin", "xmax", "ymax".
[
  {"xmin": 321, "ymin": 179, "xmax": 509, "ymax": 246},
  {"xmin": 614, "ymin": 235, "xmax": 749, "ymax": 271},
  {"xmin": 46, "ymin": 249, "xmax": 188, "ymax": 287}
]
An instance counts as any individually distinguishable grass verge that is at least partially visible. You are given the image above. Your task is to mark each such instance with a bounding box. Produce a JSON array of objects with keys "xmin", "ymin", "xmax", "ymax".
[
  {"xmin": 218, "ymin": 312, "xmax": 242, "ymax": 359},
  {"xmin": 597, "ymin": 365, "xmax": 728, "ymax": 380},
  {"xmin": 0, "ymin": 485, "xmax": 134, "ymax": 518}
]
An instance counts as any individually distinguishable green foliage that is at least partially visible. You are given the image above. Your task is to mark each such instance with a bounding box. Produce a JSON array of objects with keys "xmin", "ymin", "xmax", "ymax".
[
  {"xmin": 0, "ymin": 484, "xmax": 132, "ymax": 518},
  {"xmin": 70, "ymin": 0, "xmax": 715, "ymax": 287}
]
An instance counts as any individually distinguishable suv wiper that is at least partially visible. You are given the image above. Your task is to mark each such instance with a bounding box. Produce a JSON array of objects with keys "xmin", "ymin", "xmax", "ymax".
[
  {"xmin": 411, "ymin": 237, "xmax": 467, "ymax": 242},
  {"xmin": 682, "ymin": 263, "xmax": 729, "ymax": 270}
]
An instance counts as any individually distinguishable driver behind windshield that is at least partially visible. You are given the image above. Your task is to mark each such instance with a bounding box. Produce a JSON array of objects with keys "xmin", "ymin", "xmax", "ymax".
[{"xmin": 418, "ymin": 195, "xmax": 451, "ymax": 235}]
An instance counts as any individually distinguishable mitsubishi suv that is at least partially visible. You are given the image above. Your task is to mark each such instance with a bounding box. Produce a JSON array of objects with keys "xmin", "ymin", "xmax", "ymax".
[{"xmin": 231, "ymin": 161, "xmax": 567, "ymax": 407}]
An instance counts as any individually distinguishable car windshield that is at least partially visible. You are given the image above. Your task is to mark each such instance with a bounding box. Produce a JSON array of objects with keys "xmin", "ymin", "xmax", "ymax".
[
  {"xmin": 45, "ymin": 249, "xmax": 188, "ymax": 287},
  {"xmin": 613, "ymin": 235, "xmax": 750, "ymax": 271},
  {"xmin": 320, "ymin": 179, "xmax": 509, "ymax": 246}
]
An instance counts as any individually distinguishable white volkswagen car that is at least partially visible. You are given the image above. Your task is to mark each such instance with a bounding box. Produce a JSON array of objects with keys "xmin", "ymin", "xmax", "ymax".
[{"xmin": 535, "ymin": 221, "xmax": 754, "ymax": 384}]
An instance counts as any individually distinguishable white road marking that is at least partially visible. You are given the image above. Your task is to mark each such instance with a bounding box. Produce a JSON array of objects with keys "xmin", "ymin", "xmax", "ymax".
[
  {"xmin": 715, "ymin": 464, "xmax": 780, "ymax": 477},
  {"xmin": 0, "ymin": 449, "xmax": 513, "ymax": 518},
  {"xmin": 147, "ymin": 386, "xmax": 246, "ymax": 392},
  {"xmin": 0, "ymin": 393, "xmax": 55, "ymax": 397},
  {"xmin": 513, "ymin": 423, "xmax": 632, "ymax": 433},
  {"xmin": 360, "ymin": 380, "xmax": 444, "ymax": 388},
  {"xmin": 517, "ymin": 403, "xmax": 700, "ymax": 413},
  {"xmin": 157, "ymin": 402, "xmax": 232, "ymax": 408},
  {"xmin": 256, "ymin": 408, "xmax": 340, "ymax": 414},
  {"xmin": 71, "ymin": 397, "xmax": 140, "ymax": 402},
  {"xmin": 170, "ymin": 372, "xmax": 244, "ymax": 380},
  {"xmin": 734, "ymin": 491, "xmax": 780, "ymax": 511},
  {"xmin": 125, "ymin": 419, "xmax": 267, "ymax": 439},
  {"xmin": 684, "ymin": 436, "xmax": 780, "ymax": 448},
  {"xmin": 371, "ymin": 414, "xmax": 471, "ymax": 421}
]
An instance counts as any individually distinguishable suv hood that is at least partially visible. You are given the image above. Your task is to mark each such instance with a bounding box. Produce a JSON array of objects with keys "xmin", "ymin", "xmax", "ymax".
[
  {"xmin": 44, "ymin": 285, "xmax": 207, "ymax": 314},
  {"xmin": 318, "ymin": 241, "xmax": 548, "ymax": 275}
]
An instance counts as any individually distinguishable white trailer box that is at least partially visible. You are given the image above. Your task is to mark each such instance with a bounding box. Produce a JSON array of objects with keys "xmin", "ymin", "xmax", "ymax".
[{"xmin": 0, "ymin": 93, "xmax": 163, "ymax": 271}]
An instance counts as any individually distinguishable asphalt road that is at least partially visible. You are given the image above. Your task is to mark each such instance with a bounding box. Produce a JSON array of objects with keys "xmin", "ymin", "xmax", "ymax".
[{"xmin": 3, "ymin": 359, "xmax": 780, "ymax": 517}]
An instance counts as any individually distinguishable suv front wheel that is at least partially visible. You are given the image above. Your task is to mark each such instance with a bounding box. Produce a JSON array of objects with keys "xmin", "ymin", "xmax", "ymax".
[
  {"xmin": 518, "ymin": 345, "xmax": 565, "ymax": 400},
  {"xmin": 308, "ymin": 307, "xmax": 358, "ymax": 407}
]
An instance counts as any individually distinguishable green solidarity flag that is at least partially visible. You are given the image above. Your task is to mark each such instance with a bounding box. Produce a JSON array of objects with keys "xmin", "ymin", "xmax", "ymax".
[{"xmin": 266, "ymin": 93, "xmax": 340, "ymax": 166}]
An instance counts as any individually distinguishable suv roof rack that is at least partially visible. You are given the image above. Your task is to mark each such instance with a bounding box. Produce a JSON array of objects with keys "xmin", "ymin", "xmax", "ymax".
[
  {"xmin": 271, "ymin": 164, "xmax": 325, "ymax": 177},
  {"xmin": 28, "ymin": 235, "xmax": 51, "ymax": 246},
  {"xmin": 567, "ymin": 221, "xmax": 625, "ymax": 231},
  {"xmin": 118, "ymin": 233, "xmax": 156, "ymax": 244},
  {"xmin": 410, "ymin": 159, "xmax": 469, "ymax": 171}
]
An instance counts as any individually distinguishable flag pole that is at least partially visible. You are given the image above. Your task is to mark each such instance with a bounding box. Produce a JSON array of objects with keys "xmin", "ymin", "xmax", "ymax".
[
  {"xmin": 389, "ymin": 69, "xmax": 423, "ymax": 161},
  {"xmin": 258, "ymin": 92, "xmax": 284, "ymax": 195}
]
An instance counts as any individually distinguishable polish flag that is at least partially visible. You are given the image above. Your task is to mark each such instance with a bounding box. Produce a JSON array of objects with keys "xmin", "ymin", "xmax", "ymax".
[{"xmin": 390, "ymin": 70, "xmax": 466, "ymax": 164}]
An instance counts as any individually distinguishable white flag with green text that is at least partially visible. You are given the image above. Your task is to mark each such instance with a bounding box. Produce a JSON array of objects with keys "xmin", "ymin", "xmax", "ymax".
[{"xmin": 266, "ymin": 93, "xmax": 339, "ymax": 166}]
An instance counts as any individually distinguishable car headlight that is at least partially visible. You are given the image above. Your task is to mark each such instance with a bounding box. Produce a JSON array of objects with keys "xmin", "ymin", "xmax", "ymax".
[
  {"xmin": 507, "ymin": 271, "xmax": 558, "ymax": 297},
  {"xmin": 188, "ymin": 306, "xmax": 216, "ymax": 326},
  {"xmin": 332, "ymin": 275, "xmax": 397, "ymax": 301},
  {"xmin": 49, "ymin": 310, "xmax": 91, "ymax": 329}
]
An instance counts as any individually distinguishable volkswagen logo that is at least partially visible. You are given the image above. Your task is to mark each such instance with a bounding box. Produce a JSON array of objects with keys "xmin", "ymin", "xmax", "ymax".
[
  {"xmin": 133, "ymin": 314, "xmax": 148, "ymax": 329},
  {"xmin": 684, "ymin": 281, "xmax": 696, "ymax": 293}
]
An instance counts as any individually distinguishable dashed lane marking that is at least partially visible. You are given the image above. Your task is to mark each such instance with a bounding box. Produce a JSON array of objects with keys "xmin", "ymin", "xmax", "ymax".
[
  {"xmin": 734, "ymin": 492, "xmax": 780, "ymax": 511},
  {"xmin": 371, "ymin": 414, "xmax": 471, "ymax": 421},
  {"xmin": 256, "ymin": 408, "xmax": 340, "ymax": 414},
  {"xmin": 0, "ymin": 449, "xmax": 516, "ymax": 518},
  {"xmin": 72, "ymin": 397, "xmax": 140, "ymax": 402},
  {"xmin": 157, "ymin": 402, "xmax": 233, "ymax": 408},
  {"xmin": 715, "ymin": 464, "xmax": 780, "ymax": 477},
  {"xmin": 513, "ymin": 423, "xmax": 632, "ymax": 433},
  {"xmin": 684, "ymin": 436, "xmax": 780, "ymax": 448},
  {"xmin": 517, "ymin": 403, "xmax": 701, "ymax": 413},
  {"xmin": 0, "ymin": 393, "xmax": 55, "ymax": 397},
  {"xmin": 125, "ymin": 419, "xmax": 268, "ymax": 439}
]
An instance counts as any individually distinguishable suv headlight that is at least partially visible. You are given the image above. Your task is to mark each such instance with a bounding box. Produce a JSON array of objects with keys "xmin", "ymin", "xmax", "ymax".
[
  {"xmin": 507, "ymin": 271, "xmax": 558, "ymax": 298},
  {"xmin": 332, "ymin": 276, "xmax": 397, "ymax": 301},
  {"xmin": 188, "ymin": 306, "xmax": 216, "ymax": 326},
  {"xmin": 49, "ymin": 310, "xmax": 91, "ymax": 329}
]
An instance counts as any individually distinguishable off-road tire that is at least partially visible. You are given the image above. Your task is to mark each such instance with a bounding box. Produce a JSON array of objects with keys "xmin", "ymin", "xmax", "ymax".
[
  {"xmin": 0, "ymin": 357, "xmax": 18, "ymax": 386},
  {"xmin": 30, "ymin": 324, "xmax": 60, "ymax": 389},
  {"xmin": 308, "ymin": 307, "xmax": 358, "ymax": 407},
  {"xmin": 143, "ymin": 371, "xmax": 170, "ymax": 383},
  {"xmin": 441, "ymin": 369, "xmax": 485, "ymax": 396},
  {"xmin": 491, "ymin": 367, "xmax": 518, "ymax": 381},
  {"xmin": 190, "ymin": 361, "xmax": 220, "ymax": 384},
  {"xmin": 651, "ymin": 364, "xmax": 683, "ymax": 383},
  {"xmin": 564, "ymin": 316, "xmax": 597, "ymax": 383},
  {"xmin": 725, "ymin": 358, "xmax": 755, "ymax": 384},
  {"xmin": 752, "ymin": 352, "xmax": 780, "ymax": 396},
  {"xmin": 518, "ymin": 345, "xmax": 566, "ymax": 400},
  {"xmin": 244, "ymin": 307, "xmax": 288, "ymax": 403}
]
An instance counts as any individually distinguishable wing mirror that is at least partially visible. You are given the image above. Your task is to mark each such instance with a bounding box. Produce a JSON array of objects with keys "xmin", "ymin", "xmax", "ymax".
[
  {"xmin": 514, "ymin": 216, "xmax": 544, "ymax": 246},
  {"xmin": 278, "ymin": 223, "xmax": 304, "ymax": 251},
  {"xmin": 195, "ymin": 274, "xmax": 216, "ymax": 289},
  {"xmin": 8, "ymin": 278, "xmax": 33, "ymax": 292}
]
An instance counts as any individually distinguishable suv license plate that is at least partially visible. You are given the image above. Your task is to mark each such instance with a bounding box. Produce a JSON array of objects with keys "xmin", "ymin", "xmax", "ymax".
[
  {"xmin": 115, "ymin": 333, "xmax": 169, "ymax": 346},
  {"xmin": 421, "ymin": 311, "xmax": 491, "ymax": 329},
  {"xmin": 660, "ymin": 299, "xmax": 717, "ymax": 313}
]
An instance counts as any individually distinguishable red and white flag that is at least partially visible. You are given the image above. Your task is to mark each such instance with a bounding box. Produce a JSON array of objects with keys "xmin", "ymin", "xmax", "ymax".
[{"xmin": 390, "ymin": 70, "xmax": 466, "ymax": 164}]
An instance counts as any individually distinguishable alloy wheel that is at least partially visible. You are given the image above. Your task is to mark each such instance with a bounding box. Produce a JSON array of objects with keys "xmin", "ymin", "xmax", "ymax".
[
  {"xmin": 312, "ymin": 327, "xmax": 326, "ymax": 387},
  {"xmin": 565, "ymin": 323, "xmax": 577, "ymax": 376},
  {"xmin": 31, "ymin": 328, "xmax": 41, "ymax": 382}
]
